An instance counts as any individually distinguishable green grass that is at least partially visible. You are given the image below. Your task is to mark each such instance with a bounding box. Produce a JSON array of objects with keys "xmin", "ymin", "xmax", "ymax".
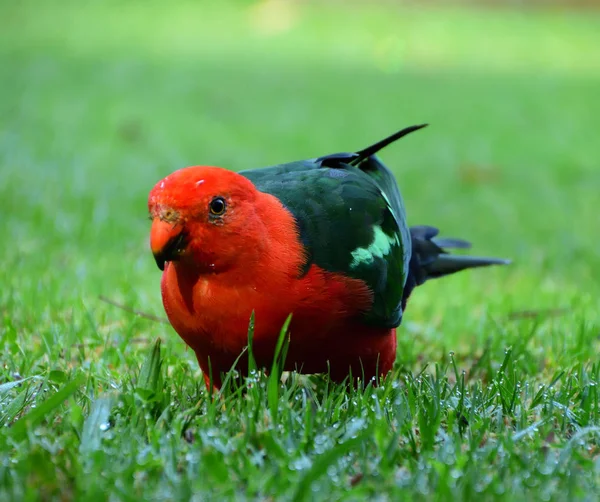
[{"xmin": 1, "ymin": 0, "xmax": 600, "ymax": 499}]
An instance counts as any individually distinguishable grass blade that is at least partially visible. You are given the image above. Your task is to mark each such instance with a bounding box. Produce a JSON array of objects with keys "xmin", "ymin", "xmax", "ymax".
[
  {"xmin": 10, "ymin": 374, "xmax": 84, "ymax": 440},
  {"xmin": 292, "ymin": 427, "xmax": 371, "ymax": 502},
  {"xmin": 80, "ymin": 395, "xmax": 115, "ymax": 454}
]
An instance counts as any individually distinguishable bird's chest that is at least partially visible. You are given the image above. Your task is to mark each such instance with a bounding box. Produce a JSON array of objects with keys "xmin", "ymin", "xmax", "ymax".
[{"xmin": 160, "ymin": 263, "xmax": 292, "ymax": 356}]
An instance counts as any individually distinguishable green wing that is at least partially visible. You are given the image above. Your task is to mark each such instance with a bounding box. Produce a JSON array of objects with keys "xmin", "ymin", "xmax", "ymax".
[{"xmin": 240, "ymin": 125, "xmax": 426, "ymax": 328}]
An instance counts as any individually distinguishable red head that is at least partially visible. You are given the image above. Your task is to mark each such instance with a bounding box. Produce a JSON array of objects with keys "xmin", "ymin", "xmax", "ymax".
[{"xmin": 148, "ymin": 166, "xmax": 266, "ymax": 273}]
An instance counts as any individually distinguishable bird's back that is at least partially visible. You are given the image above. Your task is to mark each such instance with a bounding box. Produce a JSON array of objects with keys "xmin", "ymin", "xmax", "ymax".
[{"xmin": 240, "ymin": 129, "xmax": 419, "ymax": 329}]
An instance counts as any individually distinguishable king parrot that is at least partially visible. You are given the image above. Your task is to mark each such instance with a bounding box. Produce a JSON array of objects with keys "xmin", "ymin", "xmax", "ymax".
[{"xmin": 148, "ymin": 125, "xmax": 509, "ymax": 388}]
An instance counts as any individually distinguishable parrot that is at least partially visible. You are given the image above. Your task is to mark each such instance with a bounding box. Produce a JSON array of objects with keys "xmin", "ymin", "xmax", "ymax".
[{"xmin": 148, "ymin": 124, "xmax": 509, "ymax": 389}]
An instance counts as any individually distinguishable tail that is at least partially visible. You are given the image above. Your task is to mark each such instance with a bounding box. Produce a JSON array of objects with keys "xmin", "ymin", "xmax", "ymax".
[
  {"xmin": 402, "ymin": 225, "xmax": 510, "ymax": 309},
  {"xmin": 315, "ymin": 124, "xmax": 428, "ymax": 168},
  {"xmin": 349, "ymin": 124, "xmax": 428, "ymax": 166}
]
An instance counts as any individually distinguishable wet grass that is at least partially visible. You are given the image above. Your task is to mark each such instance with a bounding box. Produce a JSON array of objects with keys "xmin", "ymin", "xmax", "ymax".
[{"xmin": 1, "ymin": 1, "xmax": 600, "ymax": 500}]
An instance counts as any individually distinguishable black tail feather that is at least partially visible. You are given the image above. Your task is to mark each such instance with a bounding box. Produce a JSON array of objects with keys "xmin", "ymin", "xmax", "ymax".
[
  {"xmin": 350, "ymin": 124, "xmax": 428, "ymax": 166},
  {"xmin": 402, "ymin": 225, "xmax": 510, "ymax": 309},
  {"xmin": 316, "ymin": 124, "xmax": 428, "ymax": 169}
]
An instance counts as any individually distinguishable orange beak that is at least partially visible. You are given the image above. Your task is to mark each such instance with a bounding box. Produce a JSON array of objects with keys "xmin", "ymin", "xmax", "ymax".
[{"xmin": 150, "ymin": 219, "xmax": 187, "ymax": 271}]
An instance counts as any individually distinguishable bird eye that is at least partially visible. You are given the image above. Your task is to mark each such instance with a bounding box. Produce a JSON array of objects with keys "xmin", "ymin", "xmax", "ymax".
[{"xmin": 209, "ymin": 196, "xmax": 226, "ymax": 216}]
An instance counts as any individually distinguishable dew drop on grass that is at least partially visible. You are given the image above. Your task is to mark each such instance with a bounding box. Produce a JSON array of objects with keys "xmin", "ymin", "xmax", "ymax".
[
  {"xmin": 290, "ymin": 456, "xmax": 311, "ymax": 471},
  {"xmin": 99, "ymin": 422, "xmax": 110, "ymax": 432},
  {"xmin": 314, "ymin": 435, "xmax": 327, "ymax": 445},
  {"xmin": 450, "ymin": 469, "xmax": 462, "ymax": 479}
]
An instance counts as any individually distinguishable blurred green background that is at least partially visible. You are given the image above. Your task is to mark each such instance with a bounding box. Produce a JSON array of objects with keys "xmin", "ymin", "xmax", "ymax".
[
  {"xmin": 1, "ymin": 0, "xmax": 599, "ymax": 364},
  {"xmin": 2, "ymin": 1, "xmax": 600, "ymax": 499}
]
